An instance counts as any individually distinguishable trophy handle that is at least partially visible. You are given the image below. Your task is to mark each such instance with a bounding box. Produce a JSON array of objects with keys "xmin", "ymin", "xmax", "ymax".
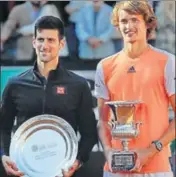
[
  {"xmin": 108, "ymin": 119, "xmax": 116, "ymax": 129},
  {"xmin": 135, "ymin": 122, "xmax": 142, "ymax": 136},
  {"xmin": 108, "ymin": 104, "xmax": 118, "ymax": 121},
  {"xmin": 122, "ymin": 139, "xmax": 129, "ymax": 151}
]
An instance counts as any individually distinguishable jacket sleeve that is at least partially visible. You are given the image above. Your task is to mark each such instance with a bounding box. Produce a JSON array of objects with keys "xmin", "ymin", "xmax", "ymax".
[
  {"xmin": 98, "ymin": 8, "xmax": 114, "ymax": 42},
  {"xmin": 0, "ymin": 80, "xmax": 17, "ymax": 156},
  {"xmin": 75, "ymin": 8, "xmax": 91, "ymax": 41},
  {"xmin": 1, "ymin": 6, "xmax": 20, "ymax": 41},
  {"xmin": 76, "ymin": 80, "xmax": 98, "ymax": 163}
]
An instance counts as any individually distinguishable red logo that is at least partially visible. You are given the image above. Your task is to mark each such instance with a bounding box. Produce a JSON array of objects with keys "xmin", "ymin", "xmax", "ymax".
[{"xmin": 56, "ymin": 87, "xmax": 65, "ymax": 94}]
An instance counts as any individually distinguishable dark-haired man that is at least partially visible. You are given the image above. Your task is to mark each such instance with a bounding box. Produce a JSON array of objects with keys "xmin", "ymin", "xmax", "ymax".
[{"xmin": 0, "ymin": 16, "xmax": 97, "ymax": 177}]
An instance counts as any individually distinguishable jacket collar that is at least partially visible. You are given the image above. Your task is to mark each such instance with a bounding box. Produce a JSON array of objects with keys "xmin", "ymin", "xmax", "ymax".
[{"xmin": 32, "ymin": 60, "xmax": 62, "ymax": 81}]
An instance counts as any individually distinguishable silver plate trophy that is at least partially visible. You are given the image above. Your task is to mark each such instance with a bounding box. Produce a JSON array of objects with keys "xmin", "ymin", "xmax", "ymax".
[
  {"xmin": 105, "ymin": 100, "xmax": 142, "ymax": 172},
  {"xmin": 10, "ymin": 114, "xmax": 78, "ymax": 177}
]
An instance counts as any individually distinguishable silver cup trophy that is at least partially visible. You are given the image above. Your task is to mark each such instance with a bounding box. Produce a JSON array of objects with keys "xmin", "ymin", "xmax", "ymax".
[{"xmin": 105, "ymin": 100, "xmax": 142, "ymax": 172}]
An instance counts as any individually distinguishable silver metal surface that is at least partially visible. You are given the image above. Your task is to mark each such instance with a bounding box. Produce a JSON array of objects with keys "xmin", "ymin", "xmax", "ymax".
[
  {"xmin": 10, "ymin": 114, "xmax": 78, "ymax": 177},
  {"xmin": 112, "ymin": 124, "xmax": 137, "ymax": 139},
  {"xmin": 105, "ymin": 100, "xmax": 142, "ymax": 106},
  {"xmin": 106, "ymin": 100, "xmax": 143, "ymax": 171}
]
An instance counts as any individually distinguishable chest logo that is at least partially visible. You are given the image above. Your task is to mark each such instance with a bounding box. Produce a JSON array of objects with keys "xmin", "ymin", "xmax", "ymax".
[
  {"xmin": 56, "ymin": 86, "xmax": 66, "ymax": 94},
  {"xmin": 127, "ymin": 66, "xmax": 136, "ymax": 73}
]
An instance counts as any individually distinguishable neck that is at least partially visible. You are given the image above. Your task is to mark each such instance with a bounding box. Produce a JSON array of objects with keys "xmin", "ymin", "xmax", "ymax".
[
  {"xmin": 123, "ymin": 41, "xmax": 149, "ymax": 59},
  {"xmin": 37, "ymin": 58, "xmax": 59, "ymax": 79}
]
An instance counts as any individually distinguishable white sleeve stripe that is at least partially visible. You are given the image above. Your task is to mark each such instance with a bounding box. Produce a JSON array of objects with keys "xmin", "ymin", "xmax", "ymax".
[
  {"xmin": 94, "ymin": 62, "xmax": 109, "ymax": 99},
  {"xmin": 151, "ymin": 46, "xmax": 175, "ymax": 96},
  {"xmin": 164, "ymin": 53, "xmax": 175, "ymax": 96}
]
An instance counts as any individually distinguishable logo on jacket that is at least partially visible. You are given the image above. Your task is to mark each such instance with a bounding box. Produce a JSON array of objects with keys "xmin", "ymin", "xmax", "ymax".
[
  {"xmin": 127, "ymin": 66, "xmax": 136, "ymax": 73},
  {"xmin": 56, "ymin": 86, "xmax": 66, "ymax": 94}
]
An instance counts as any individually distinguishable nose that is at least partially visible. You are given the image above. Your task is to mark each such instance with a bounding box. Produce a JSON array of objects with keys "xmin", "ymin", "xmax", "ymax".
[
  {"xmin": 125, "ymin": 20, "xmax": 134, "ymax": 29},
  {"xmin": 41, "ymin": 40, "xmax": 49, "ymax": 49}
]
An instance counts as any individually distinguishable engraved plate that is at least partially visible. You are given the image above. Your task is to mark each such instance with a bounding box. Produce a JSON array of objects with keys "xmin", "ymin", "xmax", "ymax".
[
  {"xmin": 112, "ymin": 152, "xmax": 135, "ymax": 171},
  {"xmin": 10, "ymin": 114, "xmax": 78, "ymax": 177}
]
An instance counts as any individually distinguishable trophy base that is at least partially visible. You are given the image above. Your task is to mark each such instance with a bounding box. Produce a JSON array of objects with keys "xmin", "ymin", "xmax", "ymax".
[{"xmin": 111, "ymin": 151, "xmax": 136, "ymax": 172}]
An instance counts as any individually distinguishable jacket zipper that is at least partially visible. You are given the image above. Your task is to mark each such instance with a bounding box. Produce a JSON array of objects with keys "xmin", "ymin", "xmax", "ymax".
[{"xmin": 42, "ymin": 81, "xmax": 47, "ymax": 114}]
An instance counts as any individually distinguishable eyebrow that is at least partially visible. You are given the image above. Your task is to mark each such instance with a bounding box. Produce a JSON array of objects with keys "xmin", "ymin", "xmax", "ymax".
[
  {"xmin": 120, "ymin": 16, "xmax": 141, "ymax": 21},
  {"xmin": 37, "ymin": 37, "xmax": 56, "ymax": 40},
  {"xmin": 120, "ymin": 18, "xmax": 127, "ymax": 21},
  {"xmin": 47, "ymin": 38, "xmax": 56, "ymax": 40}
]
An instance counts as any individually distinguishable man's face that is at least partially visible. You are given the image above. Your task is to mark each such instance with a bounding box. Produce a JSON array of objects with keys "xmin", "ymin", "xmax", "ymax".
[
  {"xmin": 33, "ymin": 29, "xmax": 64, "ymax": 63},
  {"xmin": 118, "ymin": 10, "xmax": 147, "ymax": 44}
]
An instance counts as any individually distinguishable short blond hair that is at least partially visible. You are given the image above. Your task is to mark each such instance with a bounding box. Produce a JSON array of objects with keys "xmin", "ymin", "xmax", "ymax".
[{"xmin": 111, "ymin": 0, "xmax": 157, "ymax": 39}]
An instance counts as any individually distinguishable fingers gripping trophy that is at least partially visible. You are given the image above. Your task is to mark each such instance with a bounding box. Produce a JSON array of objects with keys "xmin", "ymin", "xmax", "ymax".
[{"xmin": 105, "ymin": 100, "xmax": 142, "ymax": 172}]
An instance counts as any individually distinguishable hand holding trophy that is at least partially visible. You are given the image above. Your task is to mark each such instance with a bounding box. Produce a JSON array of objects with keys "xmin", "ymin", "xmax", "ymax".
[{"xmin": 105, "ymin": 100, "xmax": 142, "ymax": 172}]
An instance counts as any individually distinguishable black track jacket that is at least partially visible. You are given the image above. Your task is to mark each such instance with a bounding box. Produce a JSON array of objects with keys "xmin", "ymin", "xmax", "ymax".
[{"xmin": 0, "ymin": 62, "xmax": 97, "ymax": 163}]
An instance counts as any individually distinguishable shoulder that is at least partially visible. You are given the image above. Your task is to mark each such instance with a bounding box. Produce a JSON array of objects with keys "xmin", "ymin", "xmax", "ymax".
[
  {"xmin": 64, "ymin": 69, "xmax": 88, "ymax": 86},
  {"xmin": 9, "ymin": 3, "xmax": 25, "ymax": 15},
  {"xmin": 95, "ymin": 52, "xmax": 121, "ymax": 82},
  {"xmin": 2, "ymin": 68, "xmax": 32, "ymax": 98},
  {"xmin": 97, "ymin": 52, "xmax": 121, "ymax": 71},
  {"xmin": 150, "ymin": 46, "xmax": 175, "ymax": 63},
  {"xmin": 16, "ymin": 68, "xmax": 33, "ymax": 80},
  {"xmin": 6, "ymin": 68, "xmax": 33, "ymax": 86}
]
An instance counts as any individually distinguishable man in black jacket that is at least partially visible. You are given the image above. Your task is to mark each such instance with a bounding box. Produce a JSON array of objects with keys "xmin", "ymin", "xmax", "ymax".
[{"xmin": 0, "ymin": 16, "xmax": 97, "ymax": 177}]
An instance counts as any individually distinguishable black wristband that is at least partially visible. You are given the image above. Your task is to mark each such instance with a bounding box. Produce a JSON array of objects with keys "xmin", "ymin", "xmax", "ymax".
[{"xmin": 151, "ymin": 140, "xmax": 163, "ymax": 152}]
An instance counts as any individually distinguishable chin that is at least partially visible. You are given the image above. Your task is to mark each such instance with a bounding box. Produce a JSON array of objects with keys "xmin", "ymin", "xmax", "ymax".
[
  {"xmin": 128, "ymin": 40, "xmax": 136, "ymax": 44},
  {"xmin": 39, "ymin": 55, "xmax": 49, "ymax": 60},
  {"xmin": 126, "ymin": 38, "xmax": 137, "ymax": 43},
  {"xmin": 40, "ymin": 58, "xmax": 51, "ymax": 63}
]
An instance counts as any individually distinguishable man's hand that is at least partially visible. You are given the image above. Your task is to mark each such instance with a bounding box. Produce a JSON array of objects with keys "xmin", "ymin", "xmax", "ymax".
[
  {"xmin": 130, "ymin": 145, "xmax": 157, "ymax": 172},
  {"xmin": 88, "ymin": 37, "xmax": 102, "ymax": 48},
  {"xmin": 56, "ymin": 159, "xmax": 81, "ymax": 177},
  {"xmin": 104, "ymin": 147, "xmax": 114, "ymax": 172},
  {"xmin": 2, "ymin": 155, "xmax": 24, "ymax": 176}
]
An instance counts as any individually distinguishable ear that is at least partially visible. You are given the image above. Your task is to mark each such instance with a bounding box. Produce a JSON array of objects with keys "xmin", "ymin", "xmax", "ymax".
[
  {"xmin": 59, "ymin": 38, "xmax": 65, "ymax": 49},
  {"xmin": 32, "ymin": 36, "xmax": 36, "ymax": 49}
]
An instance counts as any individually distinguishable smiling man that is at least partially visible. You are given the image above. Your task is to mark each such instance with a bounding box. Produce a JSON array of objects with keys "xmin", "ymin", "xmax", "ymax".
[
  {"xmin": 0, "ymin": 16, "xmax": 97, "ymax": 177},
  {"xmin": 95, "ymin": 1, "xmax": 175, "ymax": 177}
]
